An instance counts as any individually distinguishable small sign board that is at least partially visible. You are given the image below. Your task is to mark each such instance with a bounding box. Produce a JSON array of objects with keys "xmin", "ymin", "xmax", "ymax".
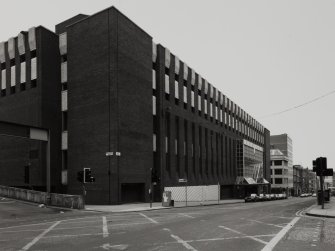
[
  {"xmin": 178, "ymin": 178, "xmax": 187, "ymax": 183},
  {"xmin": 61, "ymin": 170, "xmax": 68, "ymax": 185},
  {"xmin": 105, "ymin": 152, "xmax": 113, "ymax": 156},
  {"xmin": 115, "ymin": 152, "xmax": 121, "ymax": 156}
]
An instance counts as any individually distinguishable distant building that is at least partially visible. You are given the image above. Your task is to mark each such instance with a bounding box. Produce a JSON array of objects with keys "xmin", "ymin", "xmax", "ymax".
[
  {"xmin": 270, "ymin": 134, "xmax": 293, "ymax": 195},
  {"xmin": 324, "ymin": 176, "xmax": 333, "ymax": 189},
  {"xmin": 293, "ymin": 165, "xmax": 316, "ymax": 195}
]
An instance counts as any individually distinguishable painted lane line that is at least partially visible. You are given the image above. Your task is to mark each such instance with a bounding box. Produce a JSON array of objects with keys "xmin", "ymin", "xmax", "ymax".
[
  {"xmin": 261, "ymin": 217, "xmax": 300, "ymax": 251},
  {"xmin": 191, "ymin": 234, "xmax": 276, "ymax": 243},
  {"xmin": 20, "ymin": 221, "xmax": 60, "ymax": 251},
  {"xmin": 102, "ymin": 216, "xmax": 109, "ymax": 238},
  {"xmin": 218, "ymin": 225, "xmax": 242, "ymax": 235},
  {"xmin": 0, "ymin": 221, "xmax": 59, "ymax": 230},
  {"xmin": 170, "ymin": 234, "xmax": 198, "ymax": 251},
  {"xmin": 179, "ymin": 213, "xmax": 195, "ymax": 219},
  {"xmin": 0, "ymin": 228, "xmax": 49, "ymax": 234},
  {"xmin": 139, "ymin": 213, "xmax": 158, "ymax": 224},
  {"xmin": 163, "ymin": 227, "xmax": 197, "ymax": 250},
  {"xmin": 248, "ymin": 235, "xmax": 268, "ymax": 245},
  {"xmin": 248, "ymin": 219, "xmax": 283, "ymax": 228},
  {"xmin": 219, "ymin": 225, "xmax": 269, "ymax": 245}
]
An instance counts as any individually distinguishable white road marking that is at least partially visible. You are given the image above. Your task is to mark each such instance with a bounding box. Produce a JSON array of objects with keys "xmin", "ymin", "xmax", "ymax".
[
  {"xmin": 170, "ymin": 234, "xmax": 198, "ymax": 251},
  {"xmin": 20, "ymin": 221, "xmax": 60, "ymax": 251},
  {"xmin": 0, "ymin": 221, "xmax": 58, "ymax": 230},
  {"xmin": 102, "ymin": 216, "xmax": 109, "ymax": 238},
  {"xmin": 248, "ymin": 235, "xmax": 268, "ymax": 245},
  {"xmin": 248, "ymin": 219, "xmax": 283, "ymax": 228},
  {"xmin": 218, "ymin": 225, "xmax": 242, "ymax": 235},
  {"xmin": 139, "ymin": 213, "xmax": 158, "ymax": 224},
  {"xmin": 261, "ymin": 217, "xmax": 300, "ymax": 251},
  {"xmin": 190, "ymin": 234, "xmax": 276, "ymax": 243},
  {"xmin": 100, "ymin": 243, "xmax": 128, "ymax": 250},
  {"xmin": 219, "ymin": 225, "xmax": 269, "ymax": 244},
  {"xmin": 179, "ymin": 213, "xmax": 195, "ymax": 219}
]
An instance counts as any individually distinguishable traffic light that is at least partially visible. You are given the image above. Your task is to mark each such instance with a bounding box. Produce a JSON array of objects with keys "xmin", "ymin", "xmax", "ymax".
[
  {"xmin": 84, "ymin": 168, "xmax": 95, "ymax": 183},
  {"xmin": 312, "ymin": 157, "xmax": 332, "ymax": 177},
  {"xmin": 77, "ymin": 170, "xmax": 84, "ymax": 183}
]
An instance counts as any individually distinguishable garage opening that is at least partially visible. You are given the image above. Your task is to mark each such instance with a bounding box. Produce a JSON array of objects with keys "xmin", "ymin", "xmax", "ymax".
[{"xmin": 121, "ymin": 183, "xmax": 145, "ymax": 203}]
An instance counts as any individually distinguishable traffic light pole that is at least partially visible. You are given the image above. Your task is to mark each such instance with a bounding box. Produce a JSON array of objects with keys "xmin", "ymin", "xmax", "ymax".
[{"xmin": 320, "ymin": 173, "xmax": 324, "ymax": 209}]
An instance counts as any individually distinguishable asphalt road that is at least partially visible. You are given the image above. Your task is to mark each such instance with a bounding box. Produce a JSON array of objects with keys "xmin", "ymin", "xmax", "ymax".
[{"xmin": 1, "ymin": 197, "xmax": 334, "ymax": 251}]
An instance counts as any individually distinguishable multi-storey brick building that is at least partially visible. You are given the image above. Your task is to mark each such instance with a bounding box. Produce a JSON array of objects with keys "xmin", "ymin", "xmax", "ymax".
[{"xmin": 0, "ymin": 6, "xmax": 270, "ymax": 204}]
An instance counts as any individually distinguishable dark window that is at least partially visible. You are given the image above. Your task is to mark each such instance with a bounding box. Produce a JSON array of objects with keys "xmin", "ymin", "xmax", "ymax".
[
  {"xmin": 275, "ymin": 178, "xmax": 283, "ymax": 184},
  {"xmin": 62, "ymin": 150, "xmax": 68, "ymax": 170},
  {"xmin": 274, "ymin": 160, "xmax": 282, "ymax": 166},
  {"xmin": 24, "ymin": 165, "xmax": 30, "ymax": 184},
  {"xmin": 10, "ymin": 58, "xmax": 15, "ymax": 67},
  {"xmin": 31, "ymin": 79, "xmax": 37, "ymax": 88},
  {"xmin": 61, "ymin": 54, "xmax": 67, "ymax": 62},
  {"xmin": 62, "ymin": 82, "xmax": 68, "ymax": 91},
  {"xmin": 20, "ymin": 54, "xmax": 26, "ymax": 63},
  {"xmin": 274, "ymin": 169, "xmax": 282, "ymax": 175},
  {"xmin": 30, "ymin": 50, "xmax": 37, "ymax": 58},
  {"xmin": 20, "ymin": 83, "xmax": 26, "ymax": 91},
  {"xmin": 62, "ymin": 112, "xmax": 68, "ymax": 131}
]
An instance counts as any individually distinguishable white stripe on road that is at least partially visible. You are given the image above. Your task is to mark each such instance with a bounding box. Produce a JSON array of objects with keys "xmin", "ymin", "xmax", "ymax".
[
  {"xmin": 219, "ymin": 225, "xmax": 268, "ymax": 244},
  {"xmin": 179, "ymin": 213, "xmax": 195, "ymax": 219},
  {"xmin": 218, "ymin": 225, "xmax": 242, "ymax": 235},
  {"xmin": 20, "ymin": 221, "xmax": 60, "ymax": 251},
  {"xmin": 102, "ymin": 216, "xmax": 108, "ymax": 238},
  {"xmin": 248, "ymin": 219, "xmax": 283, "ymax": 228},
  {"xmin": 261, "ymin": 217, "xmax": 300, "ymax": 251},
  {"xmin": 170, "ymin": 234, "xmax": 198, "ymax": 251},
  {"xmin": 139, "ymin": 213, "xmax": 158, "ymax": 224},
  {"xmin": 248, "ymin": 235, "xmax": 268, "ymax": 245}
]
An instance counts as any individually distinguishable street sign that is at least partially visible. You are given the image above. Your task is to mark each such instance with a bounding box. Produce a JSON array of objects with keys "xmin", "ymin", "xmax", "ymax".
[
  {"xmin": 115, "ymin": 152, "xmax": 121, "ymax": 156},
  {"xmin": 324, "ymin": 169, "xmax": 333, "ymax": 177},
  {"xmin": 178, "ymin": 178, "xmax": 187, "ymax": 183},
  {"xmin": 105, "ymin": 152, "xmax": 113, "ymax": 156}
]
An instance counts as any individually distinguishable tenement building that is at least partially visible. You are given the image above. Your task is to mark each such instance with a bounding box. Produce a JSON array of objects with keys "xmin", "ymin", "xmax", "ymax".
[{"xmin": 0, "ymin": 7, "xmax": 270, "ymax": 204}]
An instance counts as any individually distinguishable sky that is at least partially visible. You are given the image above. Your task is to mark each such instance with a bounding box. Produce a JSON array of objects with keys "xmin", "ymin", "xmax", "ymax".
[{"xmin": 1, "ymin": 0, "xmax": 334, "ymax": 170}]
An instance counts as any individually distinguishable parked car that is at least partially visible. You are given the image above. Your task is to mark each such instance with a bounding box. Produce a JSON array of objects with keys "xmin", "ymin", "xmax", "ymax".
[
  {"xmin": 264, "ymin": 194, "xmax": 271, "ymax": 201},
  {"xmin": 312, "ymin": 193, "xmax": 317, "ymax": 197},
  {"xmin": 300, "ymin": 193, "xmax": 308, "ymax": 197},
  {"xmin": 245, "ymin": 194, "xmax": 259, "ymax": 203},
  {"xmin": 258, "ymin": 194, "xmax": 266, "ymax": 201},
  {"xmin": 270, "ymin": 194, "xmax": 276, "ymax": 200}
]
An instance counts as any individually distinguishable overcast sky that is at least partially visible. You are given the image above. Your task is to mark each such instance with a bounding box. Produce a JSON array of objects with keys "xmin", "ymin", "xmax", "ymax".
[{"xmin": 1, "ymin": 0, "xmax": 334, "ymax": 171}]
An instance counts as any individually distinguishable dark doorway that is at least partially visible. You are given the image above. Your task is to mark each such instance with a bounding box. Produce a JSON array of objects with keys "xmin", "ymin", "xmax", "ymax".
[{"xmin": 121, "ymin": 183, "xmax": 145, "ymax": 203}]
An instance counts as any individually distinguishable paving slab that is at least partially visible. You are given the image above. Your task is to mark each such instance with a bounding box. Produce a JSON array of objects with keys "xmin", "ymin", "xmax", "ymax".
[{"xmin": 306, "ymin": 199, "xmax": 335, "ymax": 218}]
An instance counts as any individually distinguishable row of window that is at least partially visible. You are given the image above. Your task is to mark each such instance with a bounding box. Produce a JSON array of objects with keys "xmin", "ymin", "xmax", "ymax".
[
  {"xmin": 0, "ymin": 58, "xmax": 37, "ymax": 96},
  {"xmin": 152, "ymin": 43, "xmax": 265, "ymax": 134},
  {"xmin": 271, "ymin": 178, "xmax": 289, "ymax": 185},
  {"xmin": 270, "ymin": 168, "xmax": 289, "ymax": 175},
  {"xmin": 153, "ymin": 91, "xmax": 264, "ymax": 145},
  {"xmin": 271, "ymin": 160, "xmax": 288, "ymax": 166},
  {"xmin": 153, "ymin": 116, "xmax": 236, "ymax": 179},
  {"xmin": 0, "ymin": 27, "xmax": 37, "ymax": 65}
]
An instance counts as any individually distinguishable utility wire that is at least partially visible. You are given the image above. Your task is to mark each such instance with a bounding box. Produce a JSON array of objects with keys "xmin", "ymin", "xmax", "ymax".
[{"xmin": 260, "ymin": 89, "xmax": 335, "ymax": 119}]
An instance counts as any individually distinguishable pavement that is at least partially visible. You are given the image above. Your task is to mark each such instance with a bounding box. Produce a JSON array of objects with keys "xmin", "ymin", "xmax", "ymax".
[
  {"xmin": 305, "ymin": 198, "xmax": 335, "ymax": 218},
  {"xmin": 85, "ymin": 199, "xmax": 244, "ymax": 212}
]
